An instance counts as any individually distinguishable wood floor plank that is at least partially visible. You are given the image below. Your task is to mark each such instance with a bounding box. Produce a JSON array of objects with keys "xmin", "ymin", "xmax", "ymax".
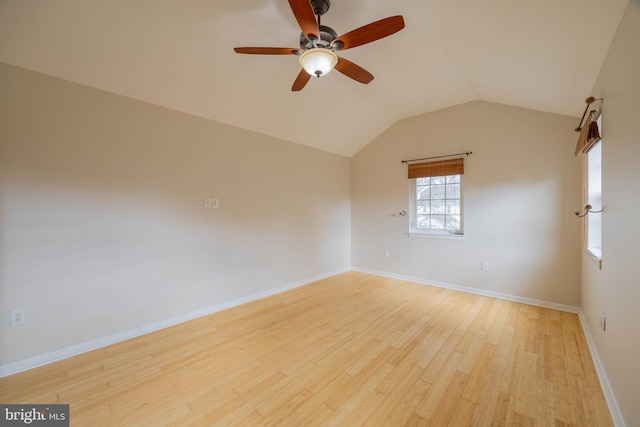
[
  {"xmin": 0, "ymin": 272, "xmax": 613, "ymax": 426},
  {"xmin": 415, "ymin": 351, "xmax": 465, "ymax": 420},
  {"xmin": 428, "ymin": 370, "xmax": 470, "ymax": 426},
  {"xmin": 449, "ymin": 397, "xmax": 477, "ymax": 426},
  {"xmin": 365, "ymin": 362, "xmax": 422, "ymax": 423},
  {"xmin": 461, "ymin": 342, "xmax": 497, "ymax": 404},
  {"xmin": 289, "ymin": 373, "xmax": 351, "ymax": 426}
]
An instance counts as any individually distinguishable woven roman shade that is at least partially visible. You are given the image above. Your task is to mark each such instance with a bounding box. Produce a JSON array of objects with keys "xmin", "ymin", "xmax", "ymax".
[
  {"xmin": 575, "ymin": 110, "xmax": 601, "ymax": 156},
  {"xmin": 408, "ymin": 158, "xmax": 464, "ymax": 179}
]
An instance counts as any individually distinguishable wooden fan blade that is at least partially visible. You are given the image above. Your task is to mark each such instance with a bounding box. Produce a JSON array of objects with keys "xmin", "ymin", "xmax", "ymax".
[
  {"xmin": 331, "ymin": 16, "xmax": 405, "ymax": 50},
  {"xmin": 234, "ymin": 47, "xmax": 301, "ymax": 55},
  {"xmin": 334, "ymin": 57, "xmax": 374, "ymax": 84},
  {"xmin": 292, "ymin": 69, "xmax": 312, "ymax": 91},
  {"xmin": 288, "ymin": 0, "xmax": 320, "ymax": 41}
]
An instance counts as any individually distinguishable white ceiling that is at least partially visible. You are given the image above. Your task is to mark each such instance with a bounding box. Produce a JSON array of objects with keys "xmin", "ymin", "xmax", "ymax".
[{"xmin": 0, "ymin": 0, "xmax": 628, "ymax": 157}]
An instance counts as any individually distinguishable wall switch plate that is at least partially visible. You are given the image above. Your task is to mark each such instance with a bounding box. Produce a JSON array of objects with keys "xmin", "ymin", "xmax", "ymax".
[
  {"xmin": 383, "ymin": 250, "xmax": 390, "ymax": 259},
  {"xmin": 10, "ymin": 309, "xmax": 25, "ymax": 326},
  {"xmin": 204, "ymin": 197, "xmax": 212, "ymax": 208},
  {"xmin": 481, "ymin": 262, "xmax": 489, "ymax": 272}
]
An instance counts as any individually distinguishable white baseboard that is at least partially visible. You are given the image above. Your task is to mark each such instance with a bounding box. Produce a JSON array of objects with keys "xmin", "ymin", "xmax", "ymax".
[
  {"xmin": 351, "ymin": 267, "xmax": 580, "ymax": 313},
  {"xmin": 577, "ymin": 310, "xmax": 626, "ymax": 427},
  {"xmin": 0, "ymin": 267, "xmax": 350, "ymax": 378},
  {"xmin": 352, "ymin": 266, "xmax": 625, "ymax": 426}
]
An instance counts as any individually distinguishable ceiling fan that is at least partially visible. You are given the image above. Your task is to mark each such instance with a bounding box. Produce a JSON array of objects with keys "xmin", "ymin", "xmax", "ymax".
[{"xmin": 234, "ymin": 0, "xmax": 405, "ymax": 91}]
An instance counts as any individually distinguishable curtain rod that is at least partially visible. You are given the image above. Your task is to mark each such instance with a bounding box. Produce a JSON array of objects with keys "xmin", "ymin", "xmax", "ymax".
[
  {"xmin": 575, "ymin": 97, "xmax": 603, "ymax": 132},
  {"xmin": 401, "ymin": 151, "xmax": 472, "ymax": 164}
]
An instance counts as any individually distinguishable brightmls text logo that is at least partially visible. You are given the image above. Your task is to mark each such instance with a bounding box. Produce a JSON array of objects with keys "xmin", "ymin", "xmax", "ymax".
[{"xmin": 1, "ymin": 405, "xmax": 69, "ymax": 426}]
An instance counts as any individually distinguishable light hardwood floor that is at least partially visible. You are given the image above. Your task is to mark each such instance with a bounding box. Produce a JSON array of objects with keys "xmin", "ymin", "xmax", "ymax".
[{"xmin": 0, "ymin": 272, "xmax": 612, "ymax": 426}]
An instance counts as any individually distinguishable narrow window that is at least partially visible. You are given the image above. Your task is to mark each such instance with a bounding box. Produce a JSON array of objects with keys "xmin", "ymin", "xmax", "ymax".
[
  {"xmin": 575, "ymin": 109, "xmax": 602, "ymax": 263},
  {"xmin": 586, "ymin": 138, "xmax": 602, "ymax": 258}
]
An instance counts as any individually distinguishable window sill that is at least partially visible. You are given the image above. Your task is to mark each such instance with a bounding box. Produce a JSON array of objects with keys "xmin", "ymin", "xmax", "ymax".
[
  {"xmin": 586, "ymin": 248, "xmax": 603, "ymax": 269},
  {"xmin": 407, "ymin": 232, "xmax": 465, "ymax": 241}
]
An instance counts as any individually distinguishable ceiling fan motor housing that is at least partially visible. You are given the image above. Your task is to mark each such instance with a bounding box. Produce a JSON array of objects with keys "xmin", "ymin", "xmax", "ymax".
[{"xmin": 299, "ymin": 25, "xmax": 338, "ymax": 50}]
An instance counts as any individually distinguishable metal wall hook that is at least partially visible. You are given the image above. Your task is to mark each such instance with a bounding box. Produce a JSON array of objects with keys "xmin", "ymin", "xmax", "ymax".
[{"xmin": 575, "ymin": 204, "xmax": 605, "ymax": 217}]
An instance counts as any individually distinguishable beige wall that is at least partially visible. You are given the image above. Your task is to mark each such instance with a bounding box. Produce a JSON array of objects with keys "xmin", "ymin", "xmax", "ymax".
[
  {"xmin": 582, "ymin": 1, "xmax": 640, "ymax": 425},
  {"xmin": 351, "ymin": 101, "xmax": 581, "ymax": 306},
  {"xmin": 0, "ymin": 63, "xmax": 351, "ymax": 365}
]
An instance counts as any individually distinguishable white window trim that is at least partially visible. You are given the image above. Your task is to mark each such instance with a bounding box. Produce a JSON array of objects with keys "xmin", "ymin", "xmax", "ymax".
[
  {"xmin": 406, "ymin": 231, "xmax": 465, "ymax": 240},
  {"xmin": 586, "ymin": 248, "xmax": 603, "ymax": 269}
]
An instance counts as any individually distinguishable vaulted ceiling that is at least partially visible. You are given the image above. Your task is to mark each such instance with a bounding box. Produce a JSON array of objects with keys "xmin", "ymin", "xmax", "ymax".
[{"xmin": 0, "ymin": 0, "xmax": 628, "ymax": 156}]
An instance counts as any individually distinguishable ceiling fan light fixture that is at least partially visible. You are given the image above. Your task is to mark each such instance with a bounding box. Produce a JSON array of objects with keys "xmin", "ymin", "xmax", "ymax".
[{"xmin": 299, "ymin": 48, "xmax": 338, "ymax": 77}]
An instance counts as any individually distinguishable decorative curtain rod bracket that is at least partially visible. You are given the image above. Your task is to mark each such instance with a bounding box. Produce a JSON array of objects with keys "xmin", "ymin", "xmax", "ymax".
[
  {"xmin": 575, "ymin": 97, "xmax": 603, "ymax": 132},
  {"xmin": 401, "ymin": 151, "xmax": 472, "ymax": 164}
]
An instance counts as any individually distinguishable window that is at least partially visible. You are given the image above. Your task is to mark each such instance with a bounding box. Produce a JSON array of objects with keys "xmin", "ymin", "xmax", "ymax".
[
  {"xmin": 586, "ymin": 139, "xmax": 602, "ymax": 259},
  {"xmin": 407, "ymin": 158, "xmax": 464, "ymax": 237},
  {"xmin": 575, "ymin": 109, "xmax": 602, "ymax": 264}
]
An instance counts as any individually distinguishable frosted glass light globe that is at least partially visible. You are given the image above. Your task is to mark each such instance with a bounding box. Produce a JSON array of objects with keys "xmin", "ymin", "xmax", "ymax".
[{"xmin": 299, "ymin": 48, "xmax": 338, "ymax": 77}]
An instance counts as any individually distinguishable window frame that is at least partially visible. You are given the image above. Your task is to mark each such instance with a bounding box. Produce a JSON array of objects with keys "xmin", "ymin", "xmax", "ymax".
[
  {"xmin": 583, "ymin": 113, "xmax": 603, "ymax": 267},
  {"xmin": 408, "ymin": 173, "xmax": 464, "ymax": 239}
]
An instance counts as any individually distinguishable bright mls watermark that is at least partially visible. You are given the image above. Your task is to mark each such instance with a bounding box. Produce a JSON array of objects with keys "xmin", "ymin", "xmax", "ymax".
[{"xmin": 1, "ymin": 405, "xmax": 69, "ymax": 426}]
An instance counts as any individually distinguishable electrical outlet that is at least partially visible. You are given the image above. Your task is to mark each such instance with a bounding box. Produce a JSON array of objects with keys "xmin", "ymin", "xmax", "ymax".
[
  {"xmin": 212, "ymin": 272, "xmax": 218, "ymax": 281},
  {"xmin": 204, "ymin": 197, "xmax": 212, "ymax": 208},
  {"xmin": 10, "ymin": 309, "xmax": 25, "ymax": 326},
  {"xmin": 383, "ymin": 250, "xmax": 390, "ymax": 259},
  {"xmin": 481, "ymin": 261, "xmax": 489, "ymax": 272}
]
